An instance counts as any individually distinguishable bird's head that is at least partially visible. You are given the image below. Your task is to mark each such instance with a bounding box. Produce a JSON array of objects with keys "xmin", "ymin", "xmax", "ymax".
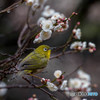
[{"xmin": 34, "ymin": 45, "xmax": 52, "ymax": 59}]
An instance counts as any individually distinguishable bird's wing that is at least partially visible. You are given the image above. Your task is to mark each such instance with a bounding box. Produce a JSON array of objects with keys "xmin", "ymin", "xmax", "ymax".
[{"xmin": 18, "ymin": 52, "xmax": 47, "ymax": 70}]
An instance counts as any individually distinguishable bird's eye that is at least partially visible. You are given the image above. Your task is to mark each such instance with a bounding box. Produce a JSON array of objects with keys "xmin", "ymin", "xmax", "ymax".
[{"xmin": 43, "ymin": 48, "xmax": 47, "ymax": 51}]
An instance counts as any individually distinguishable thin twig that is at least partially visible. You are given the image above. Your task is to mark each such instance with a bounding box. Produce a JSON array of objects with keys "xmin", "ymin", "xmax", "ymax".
[
  {"xmin": 65, "ymin": 64, "xmax": 82, "ymax": 79},
  {"xmin": 50, "ymin": 50, "xmax": 77, "ymax": 59},
  {"xmin": 0, "ymin": 85, "xmax": 34, "ymax": 89},
  {"xmin": 0, "ymin": 52, "xmax": 12, "ymax": 57},
  {"xmin": 0, "ymin": 0, "xmax": 24, "ymax": 14},
  {"xmin": 17, "ymin": 24, "xmax": 28, "ymax": 47},
  {"xmin": 22, "ymin": 77, "xmax": 58, "ymax": 100}
]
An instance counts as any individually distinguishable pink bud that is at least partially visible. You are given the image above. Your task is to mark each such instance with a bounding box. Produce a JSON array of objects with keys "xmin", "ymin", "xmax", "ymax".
[
  {"xmin": 61, "ymin": 18, "xmax": 65, "ymax": 21},
  {"xmin": 89, "ymin": 48, "xmax": 93, "ymax": 53},
  {"xmin": 56, "ymin": 78, "xmax": 62, "ymax": 82},
  {"xmin": 28, "ymin": 98, "xmax": 34, "ymax": 100},
  {"xmin": 68, "ymin": 18, "xmax": 71, "ymax": 21},
  {"xmin": 35, "ymin": 33, "xmax": 40, "ymax": 39},
  {"xmin": 77, "ymin": 22, "xmax": 80, "ymax": 25},
  {"xmin": 72, "ymin": 12, "xmax": 75, "ymax": 15},
  {"xmin": 78, "ymin": 46, "xmax": 82, "ymax": 50},
  {"xmin": 72, "ymin": 12, "xmax": 78, "ymax": 15},
  {"xmin": 68, "ymin": 88, "xmax": 72, "ymax": 91},
  {"xmin": 93, "ymin": 48, "xmax": 96, "ymax": 51},
  {"xmin": 75, "ymin": 13, "xmax": 78, "ymax": 15},
  {"xmin": 61, "ymin": 75, "xmax": 64, "ymax": 79},
  {"xmin": 72, "ymin": 29, "xmax": 76, "ymax": 33}
]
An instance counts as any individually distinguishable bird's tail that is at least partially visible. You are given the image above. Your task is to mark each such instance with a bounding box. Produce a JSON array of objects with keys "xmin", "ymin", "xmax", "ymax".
[{"xmin": 8, "ymin": 71, "xmax": 25, "ymax": 82}]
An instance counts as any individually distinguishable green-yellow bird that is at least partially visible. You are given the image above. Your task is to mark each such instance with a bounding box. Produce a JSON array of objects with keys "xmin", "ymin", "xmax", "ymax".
[{"xmin": 18, "ymin": 45, "xmax": 51, "ymax": 75}]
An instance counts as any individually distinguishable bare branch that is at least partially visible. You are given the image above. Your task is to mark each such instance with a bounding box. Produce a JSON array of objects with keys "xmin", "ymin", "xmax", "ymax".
[
  {"xmin": 0, "ymin": 52, "xmax": 12, "ymax": 57},
  {"xmin": 0, "ymin": 0, "xmax": 24, "ymax": 14},
  {"xmin": 65, "ymin": 64, "xmax": 82, "ymax": 79},
  {"xmin": 0, "ymin": 85, "xmax": 34, "ymax": 89},
  {"xmin": 50, "ymin": 50, "xmax": 77, "ymax": 59},
  {"xmin": 22, "ymin": 77, "xmax": 58, "ymax": 100}
]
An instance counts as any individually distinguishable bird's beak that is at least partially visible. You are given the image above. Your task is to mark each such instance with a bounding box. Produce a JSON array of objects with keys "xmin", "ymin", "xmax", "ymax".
[{"xmin": 49, "ymin": 47, "xmax": 57, "ymax": 50}]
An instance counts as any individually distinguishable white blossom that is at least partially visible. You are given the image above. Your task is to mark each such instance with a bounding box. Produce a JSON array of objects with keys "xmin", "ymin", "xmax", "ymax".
[
  {"xmin": 26, "ymin": 0, "xmax": 35, "ymax": 6},
  {"xmin": 53, "ymin": 18, "xmax": 69, "ymax": 32},
  {"xmin": 77, "ymin": 70, "xmax": 91, "ymax": 81},
  {"xmin": 54, "ymin": 70, "xmax": 62, "ymax": 78},
  {"xmin": 82, "ymin": 99, "xmax": 87, "ymax": 100},
  {"xmin": 33, "ymin": 98, "xmax": 38, "ymax": 100},
  {"xmin": 47, "ymin": 82, "xmax": 58, "ymax": 91},
  {"xmin": 64, "ymin": 87, "xmax": 69, "ymax": 91},
  {"xmin": 37, "ymin": 17, "xmax": 46, "ymax": 25},
  {"xmin": 32, "ymin": 2, "xmax": 40, "ymax": 10},
  {"xmin": 81, "ymin": 80, "xmax": 91, "ymax": 92},
  {"xmin": 70, "ymin": 41, "xmax": 82, "ymax": 50},
  {"xmin": 82, "ymin": 41, "xmax": 87, "ymax": 50},
  {"xmin": 62, "ymin": 20, "xmax": 69, "ymax": 31},
  {"xmin": 70, "ymin": 41, "xmax": 87, "ymax": 51},
  {"xmin": 69, "ymin": 78, "xmax": 82, "ymax": 89},
  {"xmin": 86, "ymin": 87, "xmax": 92, "ymax": 92},
  {"xmin": 51, "ymin": 12, "xmax": 65, "ymax": 21},
  {"xmin": 81, "ymin": 80, "xmax": 91, "ymax": 89},
  {"xmin": 41, "ymin": 78, "xmax": 45, "ymax": 81},
  {"xmin": 31, "ymin": 0, "xmax": 47, "ymax": 10},
  {"xmin": 33, "ymin": 37, "xmax": 42, "ymax": 43},
  {"xmin": 73, "ymin": 29, "xmax": 77, "ymax": 33},
  {"xmin": 60, "ymin": 80, "xmax": 67, "ymax": 90},
  {"xmin": 54, "ymin": 21, "xmax": 69, "ymax": 32},
  {"xmin": 42, "ymin": 5, "xmax": 55, "ymax": 17},
  {"xmin": 0, "ymin": 82, "xmax": 7, "ymax": 96},
  {"xmin": 40, "ymin": 30, "xmax": 52, "ymax": 40},
  {"xmin": 74, "ymin": 28, "xmax": 81, "ymax": 39},
  {"xmin": 65, "ymin": 20, "xmax": 69, "ymax": 30},
  {"xmin": 44, "ymin": 5, "xmax": 50, "ymax": 10},
  {"xmin": 88, "ymin": 42, "xmax": 96, "ymax": 48},
  {"xmin": 88, "ymin": 42, "xmax": 96, "ymax": 53},
  {"xmin": 51, "ymin": 12, "xmax": 61, "ymax": 21},
  {"xmin": 41, "ymin": 19, "xmax": 53, "ymax": 31},
  {"xmin": 39, "ymin": 0, "xmax": 47, "ymax": 9},
  {"xmin": 65, "ymin": 91, "xmax": 70, "ymax": 97},
  {"xmin": 54, "ymin": 24, "xmax": 62, "ymax": 31}
]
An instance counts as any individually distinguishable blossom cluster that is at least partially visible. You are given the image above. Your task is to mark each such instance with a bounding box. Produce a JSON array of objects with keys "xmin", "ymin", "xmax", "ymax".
[
  {"xmin": 33, "ymin": 5, "xmax": 69, "ymax": 43},
  {"xmin": 25, "ymin": 0, "xmax": 47, "ymax": 10},
  {"xmin": 40, "ymin": 69, "xmax": 93, "ymax": 98},
  {"xmin": 70, "ymin": 25, "xmax": 96, "ymax": 53},
  {"xmin": 68, "ymin": 70, "xmax": 91, "ymax": 93},
  {"xmin": 41, "ymin": 70, "xmax": 67, "ymax": 91},
  {"xmin": 25, "ymin": 0, "xmax": 96, "ymax": 53},
  {"xmin": 70, "ymin": 41, "xmax": 96, "ymax": 53}
]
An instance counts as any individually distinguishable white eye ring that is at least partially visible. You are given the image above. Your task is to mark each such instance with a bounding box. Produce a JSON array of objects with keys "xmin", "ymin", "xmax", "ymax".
[{"xmin": 43, "ymin": 48, "xmax": 47, "ymax": 51}]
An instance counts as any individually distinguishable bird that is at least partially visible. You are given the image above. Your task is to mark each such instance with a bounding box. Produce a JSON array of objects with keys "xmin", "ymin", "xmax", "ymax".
[{"xmin": 17, "ymin": 45, "xmax": 51, "ymax": 75}]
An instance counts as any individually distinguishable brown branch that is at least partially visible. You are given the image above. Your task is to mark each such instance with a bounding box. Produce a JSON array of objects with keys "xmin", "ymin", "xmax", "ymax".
[
  {"xmin": 65, "ymin": 64, "xmax": 82, "ymax": 79},
  {"xmin": 0, "ymin": 52, "xmax": 12, "ymax": 57},
  {"xmin": 17, "ymin": 6, "xmax": 31, "ymax": 48},
  {"xmin": 50, "ymin": 50, "xmax": 77, "ymax": 60},
  {"xmin": 0, "ymin": 26, "xmax": 40, "ymax": 81},
  {"xmin": 0, "ymin": 85, "xmax": 35, "ymax": 89},
  {"xmin": 0, "ymin": 0, "xmax": 24, "ymax": 14},
  {"xmin": 17, "ymin": 24, "xmax": 28, "ymax": 48},
  {"xmin": 22, "ymin": 77, "xmax": 58, "ymax": 100},
  {"xmin": 17, "ymin": 6, "xmax": 36, "ymax": 48},
  {"xmin": 54, "ymin": 21, "xmax": 80, "ymax": 52}
]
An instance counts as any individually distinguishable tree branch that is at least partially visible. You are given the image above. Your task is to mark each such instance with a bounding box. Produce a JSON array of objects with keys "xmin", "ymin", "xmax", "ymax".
[{"xmin": 0, "ymin": 0, "xmax": 24, "ymax": 14}]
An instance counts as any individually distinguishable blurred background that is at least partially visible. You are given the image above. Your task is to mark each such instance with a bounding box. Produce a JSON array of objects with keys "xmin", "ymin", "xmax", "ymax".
[{"xmin": 0, "ymin": 0, "xmax": 100, "ymax": 100}]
